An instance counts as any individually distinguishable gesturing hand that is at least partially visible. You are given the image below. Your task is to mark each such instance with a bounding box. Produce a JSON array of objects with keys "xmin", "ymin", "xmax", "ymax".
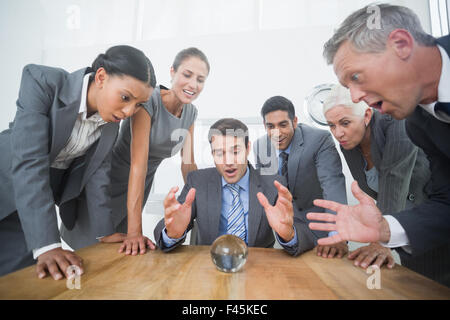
[
  {"xmin": 257, "ymin": 180, "xmax": 295, "ymax": 242},
  {"xmin": 307, "ymin": 181, "xmax": 390, "ymax": 246},
  {"xmin": 164, "ymin": 186, "xmax": 196, "ymax": 239}
]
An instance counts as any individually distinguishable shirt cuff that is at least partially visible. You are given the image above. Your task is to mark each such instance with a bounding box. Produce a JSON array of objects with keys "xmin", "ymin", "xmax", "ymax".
[
  {"xmin": 161, "ymin": 227, "xmax": 187, "ymax": 248},
  {"xmin": 33, "ymin": 243, "xmax": 62, "ymax": 260},
  {"xmin": 380, "ymin": 215, "xmax": 410, "ymax": 249},
  {"xmin": 276, "ymin": 226, "xmax": 298, "ymax": 247}
]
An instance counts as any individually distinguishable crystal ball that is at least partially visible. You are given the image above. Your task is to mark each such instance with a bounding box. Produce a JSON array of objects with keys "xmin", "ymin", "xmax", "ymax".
[{"xmin": 210, "ymin": 234, "xmax": 248, "ymax": 273}]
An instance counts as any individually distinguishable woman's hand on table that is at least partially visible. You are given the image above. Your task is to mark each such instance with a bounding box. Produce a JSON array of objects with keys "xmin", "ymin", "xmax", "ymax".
[{"xmin": 100, "ymin": 232, "xmax": 156, "ymax": 255}]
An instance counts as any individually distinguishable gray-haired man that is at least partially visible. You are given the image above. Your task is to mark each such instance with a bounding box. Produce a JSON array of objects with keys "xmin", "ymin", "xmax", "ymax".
[{"xmin": 307, "ymin": 4, "xmax": 450, "ymax": 287}]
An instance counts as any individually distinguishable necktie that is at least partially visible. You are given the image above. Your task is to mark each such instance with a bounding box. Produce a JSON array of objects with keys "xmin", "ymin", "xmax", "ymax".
[
  {"xmin": 280, "ymin": 151, "xmax": 289, "ymax": 185},
  {"xmin": 435, "ymin": 102, "xmax": 450, "ymax": 116},
  {"xmin": 225, "ymin": 184, "xmax": 246, "ymax": 241}
]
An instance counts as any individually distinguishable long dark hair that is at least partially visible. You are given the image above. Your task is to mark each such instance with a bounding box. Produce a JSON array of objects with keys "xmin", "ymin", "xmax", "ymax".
[{"xmin": 90, "ymin": 45, "xmax": 156, "ymax": 87}]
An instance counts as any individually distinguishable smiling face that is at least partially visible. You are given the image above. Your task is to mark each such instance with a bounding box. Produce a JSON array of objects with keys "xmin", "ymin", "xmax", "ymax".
[
  {"xmin": 211, "ymin": 134, "xmax": 250, "ymax": 184},
  {"xmin": 325, "ymin": 105, "xmax": 371, "ymax": 150},
  {"xmin": 89, "ymin": 68, "xmax": 153, "ymax": 123},
  {"xmin": 333, "ymin": 40, "xmax": 421, "ymax": 120},
  {"xmin": 170, "ymin": 56, "xmax": 209, "ymax": 104},
  {"xmin": 264, "ymin": 110, "xmax": 297, "ymax": 151}
]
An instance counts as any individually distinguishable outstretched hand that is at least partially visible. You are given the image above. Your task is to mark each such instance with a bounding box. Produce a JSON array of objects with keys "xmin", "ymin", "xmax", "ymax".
[
  {"xmin": 257, "ymin": 180, "xmax": 295, "ymax": 242},
  {"xmin": 164, "ymin": 186, "xmax": 196, "ymax": 239},
  {"xmin": 307, "ymin": 181, "xmax": 390, "ymax": 246}
]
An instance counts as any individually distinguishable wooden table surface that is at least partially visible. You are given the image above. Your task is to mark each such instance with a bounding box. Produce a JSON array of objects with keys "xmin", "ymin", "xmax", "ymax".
[{"xmin": 0, "ymin": 243, "xmax": 449, "ymax": 300}]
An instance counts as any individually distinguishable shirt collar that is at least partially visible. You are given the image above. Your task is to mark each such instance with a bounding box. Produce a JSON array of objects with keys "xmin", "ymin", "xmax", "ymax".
[
  {"xmin": 79, "ymin": 73, "xmax": 107, "ymax": 125},
  {"xmin": 221, "ymin": 165, "xmax": 250, "ymax": 191}
]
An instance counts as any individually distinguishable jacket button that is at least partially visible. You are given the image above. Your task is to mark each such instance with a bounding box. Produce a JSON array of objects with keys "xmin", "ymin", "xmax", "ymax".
[{"xmin": 408, "ymin": 193, "xmax": 415, "ymax": 201}]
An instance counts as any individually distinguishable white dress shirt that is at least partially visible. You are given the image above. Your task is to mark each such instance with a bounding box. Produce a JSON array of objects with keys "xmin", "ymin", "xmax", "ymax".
[
  {"xmin": 380, "ymin": 44, "xmax": 450, "ymax": 253},
  {"xmin": 33, "ymin": 73, "xmax": 106, "ymax": 259}
]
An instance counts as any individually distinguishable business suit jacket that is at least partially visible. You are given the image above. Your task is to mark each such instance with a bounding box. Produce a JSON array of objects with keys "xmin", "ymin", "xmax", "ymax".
[
  {"xmin": 341, "ymin": 110, "xmax": 431, "ymax": 214},
  {"xmin": 253, "ymin": 124, "xmax": 347, "ymax": 217},
  {"xmin": 154, "ymin": 164, "xmax": 321, "ymax": 256},
  {"xmin": 384, "ymin": 35, "xmax": 450, "ymax": 287},
  {"xmin": 0, "ymin": 64, "xmax": 118, "ymax": 255}
]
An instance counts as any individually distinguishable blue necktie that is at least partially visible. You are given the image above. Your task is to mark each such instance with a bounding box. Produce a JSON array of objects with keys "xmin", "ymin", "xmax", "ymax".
[
  {"xmin": 435, "ymin": 102, "xmax": 450, "ymax": 116},
  {"xmin": 225, "ymin": 184, "xmax": 246, "ymax": 241}
]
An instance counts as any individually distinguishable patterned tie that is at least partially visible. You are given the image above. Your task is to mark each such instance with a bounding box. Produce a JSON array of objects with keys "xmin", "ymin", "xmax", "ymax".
[
  {"xmin": 435, "ymin": 102, "xmax": 450, "ymax": 116},
  {"xmin": 225, "ymin": 184, "xmax": 246, "ymax": 241},
  {"xmin": 280, "ymin": 151, "xmax": 289, "ymax": 185}
]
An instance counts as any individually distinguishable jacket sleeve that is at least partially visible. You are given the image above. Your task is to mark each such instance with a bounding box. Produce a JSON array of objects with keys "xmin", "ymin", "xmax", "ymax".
[{"xmin": 10, "ymin": 65, "xmax": 61, "ymax": 251}]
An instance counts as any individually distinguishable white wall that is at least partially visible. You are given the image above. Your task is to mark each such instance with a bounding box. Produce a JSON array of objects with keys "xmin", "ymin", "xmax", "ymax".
[{"xmin": 0, "ymin": 0, "xmax": 432, "ymax": 247}]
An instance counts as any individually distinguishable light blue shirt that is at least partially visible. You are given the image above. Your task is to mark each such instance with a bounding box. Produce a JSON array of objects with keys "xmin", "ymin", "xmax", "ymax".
[{"xmin": 162, "ymin": 167, "xmax": 298, "ymax": 247}]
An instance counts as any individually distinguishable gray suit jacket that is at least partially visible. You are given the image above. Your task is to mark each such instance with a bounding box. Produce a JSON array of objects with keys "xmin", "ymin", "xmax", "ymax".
[
  {"xmin": 254, "ymin": 124, "xmax": 347, "ymax": 217},
  {"xmin": 0, "ymin": 64, "xmax": 118, "ymax": 252},
  {"xmin": 341, "ymin": 110, "xmax": 431, "ymax": 214},
  {"xmin": 154, "ymin": 165, "xmax": 321, "ymax": 256}
]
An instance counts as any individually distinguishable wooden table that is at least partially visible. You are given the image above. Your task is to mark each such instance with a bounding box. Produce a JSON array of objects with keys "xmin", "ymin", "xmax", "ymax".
[{"xmin": 0, "ymin": 243, "xmax": 449, "ymax": 300}]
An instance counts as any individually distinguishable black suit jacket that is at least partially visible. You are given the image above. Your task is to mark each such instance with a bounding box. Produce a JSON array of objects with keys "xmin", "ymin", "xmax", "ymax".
[{"xmin": 389, "ymin": 36, "xmax": 450, "ymax": 287}]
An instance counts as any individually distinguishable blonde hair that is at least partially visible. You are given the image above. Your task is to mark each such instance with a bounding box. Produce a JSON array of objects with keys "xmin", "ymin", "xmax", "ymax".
[{"xmin": 323, "ymin": 84, "xmax": 369, "ymax": 117}]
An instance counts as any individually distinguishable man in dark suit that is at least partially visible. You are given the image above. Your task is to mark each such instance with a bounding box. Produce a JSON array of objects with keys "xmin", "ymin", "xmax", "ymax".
[
  {"xmin": 253, "ymin": 96, "xmax": 348, "ymax": 258},
  {"xmin": 154, "ymin": 118, "xmax": 320, "ymax": 255},
  {"xmin": 307, "ymin": 4, "xmax": 450, "ymax": 286}
]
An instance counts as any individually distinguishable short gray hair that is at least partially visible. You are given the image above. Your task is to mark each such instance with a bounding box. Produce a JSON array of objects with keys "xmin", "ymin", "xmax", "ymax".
[
  {"xmin": 323, "ymin": 3, "xmax": 436, "ymax": 64},
  {"xmin": 323, "ymin": 84, "xmax": 369, "ymax": 117}
]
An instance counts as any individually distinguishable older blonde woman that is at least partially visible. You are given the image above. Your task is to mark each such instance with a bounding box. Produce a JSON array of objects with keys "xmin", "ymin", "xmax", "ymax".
[{"xmin": 320, "ymin": 84, "xmax": 431, "ymax": 270}]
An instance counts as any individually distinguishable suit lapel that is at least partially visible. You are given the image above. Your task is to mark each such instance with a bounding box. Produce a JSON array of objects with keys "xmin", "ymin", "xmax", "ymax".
[
  {"xmin": 287, "ymin": 126, "xmax": 304, "ymax": 192},
  {"xmin": 247, "ymin": 165, "xmax": 264, "ymax": 247},
  {"xmin": 207, "ymin": 170, "xmax": 222, "ymax": 243},
  {"xmin": 49, "ymin": 68, "xmax": 90, "ymax": 163}
]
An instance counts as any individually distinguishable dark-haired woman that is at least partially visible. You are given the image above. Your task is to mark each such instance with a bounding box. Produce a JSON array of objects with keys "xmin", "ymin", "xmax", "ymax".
[
  {"xmin": 100, "ymin": 48, "xmax": 210, "ymax": 255},
  {"xmin": 0, "ymin": 45, "xmax": 156, "ymax": 279}
]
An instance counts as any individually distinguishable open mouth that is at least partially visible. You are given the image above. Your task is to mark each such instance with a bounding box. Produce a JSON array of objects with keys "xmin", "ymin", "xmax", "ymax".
[
  {"xmin": 224, "ymin": 168, "xmax": 237, "ymax": 176},
  {"xmin": 113, "ymin": 115, "xmax": 122, "ymax": 122},
  {"xmin": 369, "ymin": 101, "xmax": 383, "ymax": 111}
]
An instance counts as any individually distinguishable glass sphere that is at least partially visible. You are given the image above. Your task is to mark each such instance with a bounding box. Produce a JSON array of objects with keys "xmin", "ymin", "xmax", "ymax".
[{"xmin": 210, "ymin": 234, "xmax": 248, "ymax": 273}]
